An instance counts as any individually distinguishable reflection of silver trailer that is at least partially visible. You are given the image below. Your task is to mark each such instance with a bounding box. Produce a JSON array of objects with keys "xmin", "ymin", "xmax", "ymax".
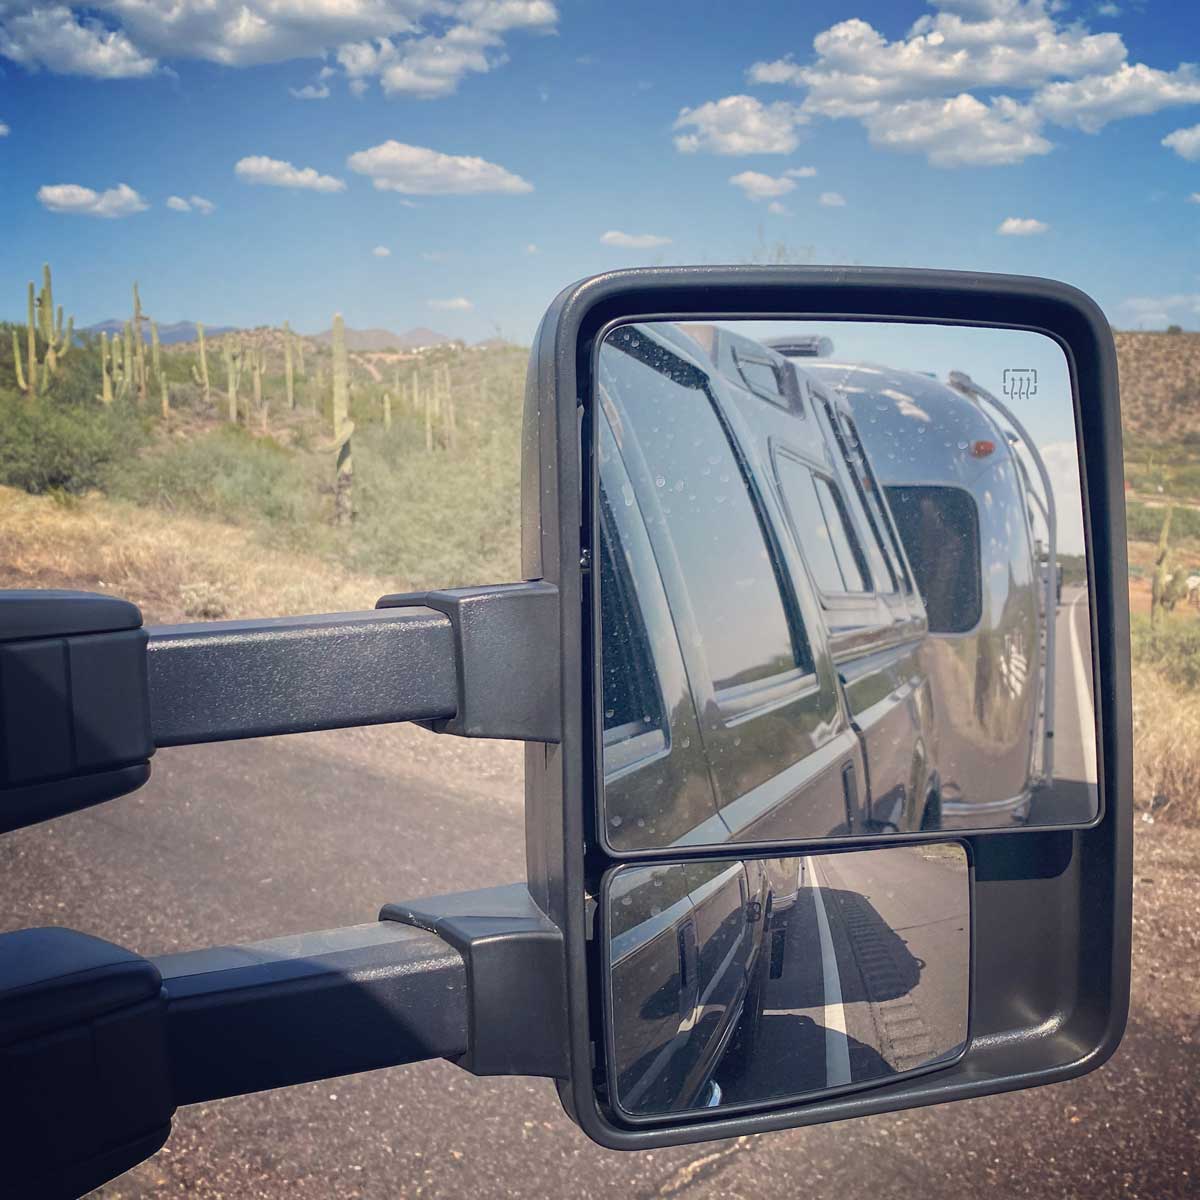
[
  {"xmin": 798, "ymin": 359, "xmax": 1057, "ymax": 826},
  {"xmin": 946, "ymin": 370, "xmax": 1057, "ymax": 787}
]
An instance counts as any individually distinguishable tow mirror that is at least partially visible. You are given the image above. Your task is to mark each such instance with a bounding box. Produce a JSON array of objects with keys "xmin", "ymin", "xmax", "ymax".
[
  {"xmin": 525, "ymin": 267, "xmax": 1128, "ymax": 1148},
  {"xmin": 0, "ymin": 267, "xmax": 1129, "ymax": 1192}
]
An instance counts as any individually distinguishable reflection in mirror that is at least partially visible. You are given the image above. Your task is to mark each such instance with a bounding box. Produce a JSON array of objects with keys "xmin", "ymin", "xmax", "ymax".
[
  {"xmin": 604, "ymin": 844, "xmax": 969, "ymax": 1119},
  {"xmin": 597, "ymin": 320, "xmax": 1098, "ymax": 851}
]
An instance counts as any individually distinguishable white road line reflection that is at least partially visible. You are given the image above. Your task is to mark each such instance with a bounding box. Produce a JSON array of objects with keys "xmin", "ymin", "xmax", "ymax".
[
  {"xmin": 803, "ymin": 856, "xmax": 852, "ymax": 1086},
  {"xmin": 1069, "ymin": 590, "xmax": 1098, "ymax": 786}
]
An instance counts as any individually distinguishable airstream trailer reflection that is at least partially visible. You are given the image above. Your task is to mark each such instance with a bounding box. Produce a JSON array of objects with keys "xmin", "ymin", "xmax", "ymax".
[{"xmin": 797, "ymin": 353, "xmax": 1073, "ymax": 827}]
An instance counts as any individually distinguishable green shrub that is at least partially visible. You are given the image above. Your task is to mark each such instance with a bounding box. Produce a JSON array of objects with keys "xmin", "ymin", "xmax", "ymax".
[
  {"xmin": 0, "ymin": 390, "xmax": 144, "ymax": 495},
  {"xmin": 1125, "ymin": 502, "xmax": 1200, "ymax": 543},
  {"xmin": 1131, "ymin": 613, "xmax": 1200, "ymax": 690},
  {"xmin": 109, "ymin": 424, "xmax": 324, "ymax": 531}
]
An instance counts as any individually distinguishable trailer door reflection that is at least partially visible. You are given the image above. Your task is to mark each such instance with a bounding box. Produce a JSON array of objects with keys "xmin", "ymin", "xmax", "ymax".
[{"xmin": 604, "ymin": 844, "xmax": 970, "ymax": 1119}]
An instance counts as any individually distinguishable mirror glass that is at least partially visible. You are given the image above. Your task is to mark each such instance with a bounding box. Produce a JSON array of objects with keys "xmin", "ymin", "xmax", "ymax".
[
  {"xmin": 604, "ymin": 843, "xmax": 969, "ymax": 1119},
  {"xmin": 597, "ymin": 320, "xmax": 1097, "ymax": 851}
]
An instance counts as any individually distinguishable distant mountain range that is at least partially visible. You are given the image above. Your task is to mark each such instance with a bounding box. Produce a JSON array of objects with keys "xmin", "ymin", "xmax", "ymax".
[
  {"xmin": 80, "ymin": 320, "xmax": 457, "ymax": 351},
  {"xmin": 82, "ymin": 319, "xmax": 238, "ymax": 345},
  {"xmin": 310, "ymin": 325, "xmax": 454, "ymax": 351}
]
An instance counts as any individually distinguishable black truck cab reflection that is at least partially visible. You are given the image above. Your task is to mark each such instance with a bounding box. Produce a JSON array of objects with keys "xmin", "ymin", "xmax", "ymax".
[{"xmin": 598, "ymin": 322, "xmax": 937, "ymax": 852}]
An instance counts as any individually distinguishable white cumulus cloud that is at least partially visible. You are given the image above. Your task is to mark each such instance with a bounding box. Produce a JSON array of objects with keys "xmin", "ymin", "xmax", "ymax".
[
  {"xmin": 819, "ymin": 191, "xmax": 847, "ymax": 207},
  {"xmin": 0, "ymin": 0, "xmax": 557, "ymax": 98},
  {"xmin": 737, "ymin": 0, "xmax": 1200, "ymax": 167},
  {"xmin": 0, "ymin": 119, "xmax": 9, "ymax": 136},
  {"xmin": 674, "ymin": 95, "xmax": 806, "ymax": 155},
  {"xmin": 997, "ymin": 216, "xmax": 1048, "ymax": 235},
  {"xmin": 729, "ymin": 170, "xmax": 796, "ymax": 200},
  {"xmin": 38, "ymin": 181, "xmax": 148, "ymax": 217},
  {"xmin": 347, "ymin": 140, "xmax": 532, "ymax": 194},
  {"xmin": 428, "ymin": 297, "xmax": 473, "ymax": 310},
  {"xmin": 1163, "ymin": 124, "xmax": 1200, "ymax": 161},
  {"xmin": 1118, "ymin": 293, "xmax": 1200, "ymax": 328},
  {"xmin": 336, "ymin": 0, "xmax": 556, "ymax": 98},
  {"xmin": 1036, "ymin": 63, "xmax": 1200, "ymax": 132},
  {"xmin": 372, "ymin": 245, "xmax": 391, "ymax": 257},
  {"xmin": 865, "ymin": 93, "xmax": 1052, "ymax": 167},
  {"xmin": 0, "ymin": 5, "xmax": 157, "ymax": 77},
  {"xmin": 600, "ymin": 230, "xmax": 672, "ymax": 248},
  {"xmin": 166, "ymin": 193, "xmax": 215, "ymax": 214},
  {"xmin": 290, "ymin": 82, "xmax": 330, "ymax": 100},
  {"xmin": 235, "ymin": 156, "xmax": 345, "ymax": 192}
]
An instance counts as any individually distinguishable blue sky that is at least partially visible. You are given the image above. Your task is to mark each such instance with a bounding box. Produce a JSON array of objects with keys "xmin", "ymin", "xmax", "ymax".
[{"xmin": 2, "ymin": 0, "xmax": 1199, "ymax": 341}]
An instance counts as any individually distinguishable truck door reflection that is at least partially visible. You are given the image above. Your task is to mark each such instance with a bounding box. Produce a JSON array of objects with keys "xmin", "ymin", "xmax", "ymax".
[{"xmin": 606, "ymin": 845, "xmax": 969, "ymax": 1118}]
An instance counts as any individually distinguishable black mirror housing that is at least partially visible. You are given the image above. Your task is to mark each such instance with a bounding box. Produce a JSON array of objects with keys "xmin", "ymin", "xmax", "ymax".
[{"xmin": 521, "ymin": 266, "xmax": 1131, "ymax": 1148}]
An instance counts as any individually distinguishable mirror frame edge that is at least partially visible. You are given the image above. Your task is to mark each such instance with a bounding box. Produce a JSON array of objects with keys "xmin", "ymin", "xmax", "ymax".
[{"xmin": 521, "ymin": 265, "xmax": 1132, "ymax": 1150}]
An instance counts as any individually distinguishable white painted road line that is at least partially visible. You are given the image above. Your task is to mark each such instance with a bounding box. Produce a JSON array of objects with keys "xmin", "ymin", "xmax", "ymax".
[
  {"xmin": 1069, "ymin": 590, "xmax": 1098, "ymax": 786},
  {"xmin": 803, "ymin": 856, "xmax": 852, "ymax": 1087}
]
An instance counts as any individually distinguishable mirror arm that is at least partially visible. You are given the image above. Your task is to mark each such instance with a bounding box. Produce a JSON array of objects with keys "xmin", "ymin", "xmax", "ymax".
[
  {"xmin": 157, "ymin": 920, "xmax": 470, "ymax": 1105},
  {"xmin": 0, "ymin": 582, "xmax": 559, "ymax": 833},
  {"xmin": 2, "ymin": 884, "xmax": 566, "ymax": 1196}
]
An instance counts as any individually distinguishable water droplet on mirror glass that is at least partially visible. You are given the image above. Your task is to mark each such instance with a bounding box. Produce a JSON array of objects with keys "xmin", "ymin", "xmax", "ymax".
[{"xmin": 655, "ymin": 476, "xmax": 666, "ymax": 488}]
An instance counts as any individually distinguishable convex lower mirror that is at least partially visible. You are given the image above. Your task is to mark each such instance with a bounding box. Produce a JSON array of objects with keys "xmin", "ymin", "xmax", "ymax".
[
  {"xmin": 604, "ymin": 844, "xmax": 970, "ymax": 1119},
  {"xmin": 597, "ymin": 320, "xmax": 1098, "ymax": 852}
]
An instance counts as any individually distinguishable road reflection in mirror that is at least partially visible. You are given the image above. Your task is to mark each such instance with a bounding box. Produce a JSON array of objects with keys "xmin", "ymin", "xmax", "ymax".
[
  {"xmin": 597, "ymin": 320, "xmax": 1099, "ymax": 850},
  {"xmin": 604, "ymin": 844, "xmax": 969, "ymax": 1119}
]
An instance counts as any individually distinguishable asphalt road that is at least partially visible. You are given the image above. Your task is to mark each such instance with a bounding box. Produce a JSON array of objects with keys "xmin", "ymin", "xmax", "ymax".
[
  {"xmin": 0, "ymin": 646, "xmax": 1192, "ymax": 1197},
  {"xmin": 1028, "ymin": 584, "xmax": 1099, "ymax": 826},
  {"xmin": 715, "ymin": 847, "xmax": 969, "ymax": 1106}
]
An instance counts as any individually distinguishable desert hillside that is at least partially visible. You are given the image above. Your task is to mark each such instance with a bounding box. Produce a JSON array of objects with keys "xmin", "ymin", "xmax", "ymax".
[{"xmin": 1115, "ymin": 330, "xmax": 1200, "ymax": 438}]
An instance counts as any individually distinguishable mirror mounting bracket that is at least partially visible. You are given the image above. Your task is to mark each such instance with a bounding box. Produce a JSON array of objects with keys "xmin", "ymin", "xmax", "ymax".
[
  {"xmin": 381, "ymin": 883, "xmax": 569, "ymax": 1079},
  {"xmin": 377, "ymin": 581, "xmax": 560, "ymax": 743}
]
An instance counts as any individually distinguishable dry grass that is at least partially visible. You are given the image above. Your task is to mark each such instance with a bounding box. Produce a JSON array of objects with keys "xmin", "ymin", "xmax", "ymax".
[
  {"xmin": 1132, "ymin": 663, "xmax": 1200, "ymax": 826},
  {"xmin": 0, "ymin": 485, "xmax": 400, "ymax": 624}
]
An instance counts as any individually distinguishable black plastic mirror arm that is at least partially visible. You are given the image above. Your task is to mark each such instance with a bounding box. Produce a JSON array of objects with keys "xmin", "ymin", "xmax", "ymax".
[
  {"xmin": 2, "ymin": 884, "xmax": 566, "ymax": 1197},
  {"xmin": 151, "ymin": 581, "xmax": 560, "ymax": 747},
  {"xmin": 0, "ymin": 582, "xmax": 558, "ymax": 833},
  {"xmin": 147, "ymin": 607, "xmax": 459, "ymax": 746},
  {"xmin": 157, "ymin": 921, "xmax": 470, "ymax": 1104}
]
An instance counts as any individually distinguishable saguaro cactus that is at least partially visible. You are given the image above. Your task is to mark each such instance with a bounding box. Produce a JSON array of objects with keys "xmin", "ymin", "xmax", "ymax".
[
  {"xmin": 1151, "ymin": 506, "xmax": 1174, "ymax": 629},
  {"xmin": 12, "ymin": 329, "xmax": 27, "ymax": 392},
  {"xmin": 331, "ymin": 313, "xmax": 353, "ymax": 525},
  {"xmin": 99, "ymin": 332, "xmax": 113, "ymax": 405},
  {"xmin": 283, "ymin": 321, "xmax": 295, "ymax": 410},
  {"xmin": 36, "ymin": 264, "xmax": 72, "ymax": 376},
  {"xmin": 250, "ymin": 344, "xmax": 267, "ymax": 430},
  {"xmin": 223, "ymin": 339, "xmax": 242, "ymax": 421},
  {"xmin": 151, "ymin": 321, "xmax": 169, "ymax": 417},
  {"xmin": 131, "ymin": 283, "xmax": 148, "ymax": 405},
  {"xmin": 383, "ymin": 391, "xmax": 392, "ymax": 430},
  {"xmin": 12, "ymin": 267, "xmax": 73, "ymax": 394},
  {"xmin": 191, "ymin": 323, "xmax": 211, "ymax": 405}
]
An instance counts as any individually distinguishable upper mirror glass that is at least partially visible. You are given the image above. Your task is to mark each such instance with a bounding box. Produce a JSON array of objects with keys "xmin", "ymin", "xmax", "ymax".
[{"xmin": 597, "ymin": 320, "xmax": 1097, "ymax": 852}]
